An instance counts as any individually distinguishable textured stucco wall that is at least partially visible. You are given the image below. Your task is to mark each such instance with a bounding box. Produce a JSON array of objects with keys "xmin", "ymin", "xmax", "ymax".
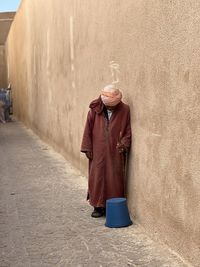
[
  {"xmin": 0, "ymin": 46, "xmax": 7, "ymax": 87},
  {"xmin": 0, "ymin": 12, "xmax": 15, "ymax": 45},
  {"xmin": 6, "ymin": 0, "xmax": 200, "ymax": 265},
  {"xmin": 0, "ymin": 12, "xmax": 15, "ymax": 88}
]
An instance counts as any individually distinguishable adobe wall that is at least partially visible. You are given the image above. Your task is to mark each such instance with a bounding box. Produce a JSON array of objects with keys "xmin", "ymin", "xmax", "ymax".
[
  {"xmin": 6, "ymin": 1, "xmax": 200, "ymax": 265},
  {"xmin": 0, "ymin": 12, "xmax": 15, "ymax": 88},
  {"xmin": 0, "ymin": 46, "xmax": 7, "ymax": 87}
]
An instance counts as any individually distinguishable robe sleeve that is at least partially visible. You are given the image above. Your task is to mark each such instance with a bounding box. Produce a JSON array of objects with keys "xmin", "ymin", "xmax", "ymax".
[
  {"xmin": 120, "ymin": 107, "xmax": 132, "ymax": 150},
  {"xmin": 81, "ymin": 109, "xmax": 94, "ymax": 153}
]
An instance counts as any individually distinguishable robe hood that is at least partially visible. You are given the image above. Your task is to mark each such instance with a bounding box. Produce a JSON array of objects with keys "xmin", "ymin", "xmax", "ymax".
[{"xmin": 89, "ymin": 96, "xmax": 104, "ymax": 114}]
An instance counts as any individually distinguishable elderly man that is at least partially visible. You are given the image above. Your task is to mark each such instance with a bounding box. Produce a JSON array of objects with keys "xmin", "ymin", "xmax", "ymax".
[{"xmin": 81, "ymin": 84, "xmax": 132, "ymax": 218}]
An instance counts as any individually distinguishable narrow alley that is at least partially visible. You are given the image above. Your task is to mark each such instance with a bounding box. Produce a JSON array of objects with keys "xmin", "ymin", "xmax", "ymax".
[{"xmin": 0, "ymin": 121, "xmax": 191, "ymax": 267}]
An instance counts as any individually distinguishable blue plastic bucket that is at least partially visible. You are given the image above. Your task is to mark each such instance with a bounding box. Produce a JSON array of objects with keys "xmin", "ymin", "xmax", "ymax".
[{"xmin": 105, "ymin": 198, "xmax": 132, "ymax": 228}]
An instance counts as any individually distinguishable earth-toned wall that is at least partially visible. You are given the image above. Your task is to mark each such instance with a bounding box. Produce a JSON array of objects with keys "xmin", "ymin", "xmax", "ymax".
[
  {"xmin": 0, "ymin": 46, "xmax": 7, "ymax": 88},
  {"xmin": 0, "ymin": 12, "xmax": 15, "ymax": 88},
  {"xmin": 6, "ymin": 1, "xmax": 200, "ymax": 265}
]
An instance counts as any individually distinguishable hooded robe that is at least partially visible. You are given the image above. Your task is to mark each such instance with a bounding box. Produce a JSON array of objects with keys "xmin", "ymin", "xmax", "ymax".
[{"xmin": 81, "ymin": 97, "xmax": 131, "ymax": 207}]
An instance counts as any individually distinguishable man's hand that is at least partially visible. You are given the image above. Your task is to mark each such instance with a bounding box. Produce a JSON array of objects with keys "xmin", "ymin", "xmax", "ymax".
[
  {"xmin": 85, "ymin": 151, "xmax": 93, "ymax": 160},
  {"xmin": 116, "ymin": 143, "xmax": 126, "ymax": 153}
]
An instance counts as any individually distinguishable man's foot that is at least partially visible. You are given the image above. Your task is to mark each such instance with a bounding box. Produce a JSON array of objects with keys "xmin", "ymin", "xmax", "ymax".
[{"xmin": 91, "ymin": 207, "xmax": 105, "ymax": 218}]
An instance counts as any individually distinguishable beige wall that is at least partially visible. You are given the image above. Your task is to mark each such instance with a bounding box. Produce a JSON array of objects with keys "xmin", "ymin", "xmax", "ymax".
[
  {"xmin": 0, "ymin": 46, "xmax": 7, "ymax": 87},
  {"xmin": 0, "ymin": 12, "xmax": 15, "ymax": 88},
  {"xmin": 6, "ymin": 0, "xmax": 200, "ymax": 265},
  {"xmin": 0, "ymin": 12, "xmax": 15, "ymax": 45}
]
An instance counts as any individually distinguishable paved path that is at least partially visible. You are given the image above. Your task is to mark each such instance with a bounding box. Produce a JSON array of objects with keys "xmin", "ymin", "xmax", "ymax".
[{"xmin": 0, "ymin": 121, "xmax": 192, "ymax": 267}]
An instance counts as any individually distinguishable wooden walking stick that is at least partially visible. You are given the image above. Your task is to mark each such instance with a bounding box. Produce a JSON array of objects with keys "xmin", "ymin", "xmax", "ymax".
[
  {"xmin": 118, "ymin": 131, "xmax": 128, "ymax": 197},
  {"xmin": 124, "ymin": 150, "xmax": 128, "ymax": 197}
]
